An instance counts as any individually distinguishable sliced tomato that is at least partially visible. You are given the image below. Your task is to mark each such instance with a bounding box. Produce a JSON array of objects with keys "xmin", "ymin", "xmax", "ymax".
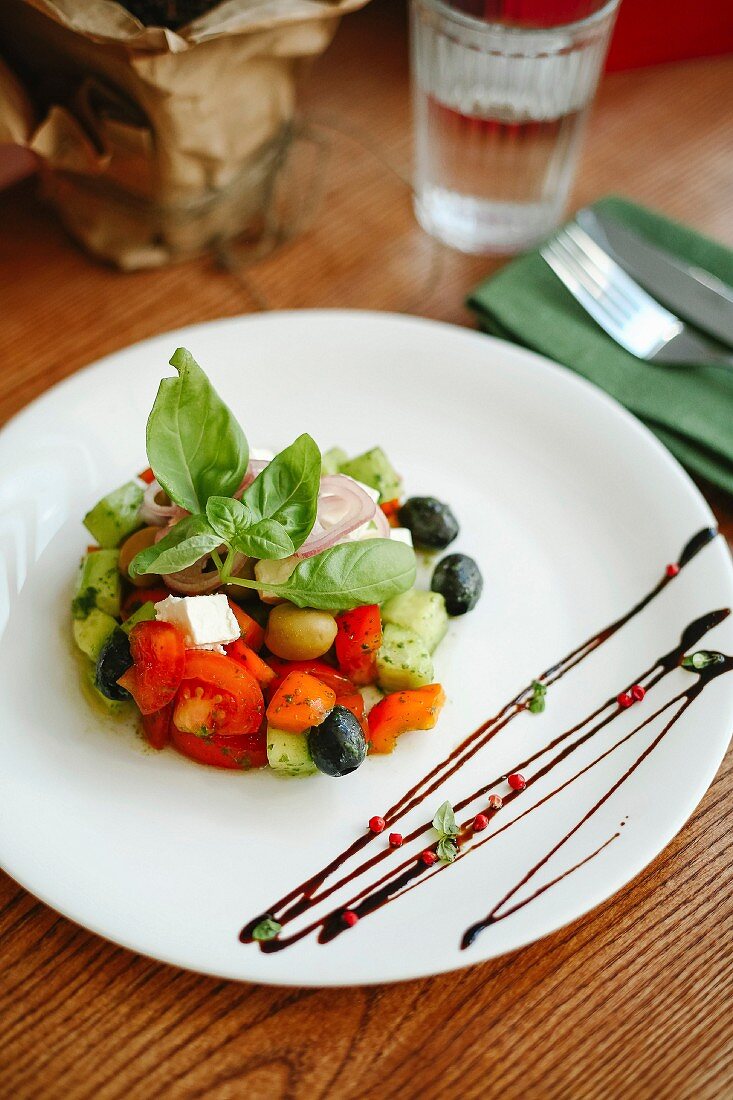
[
  {"xmin": 368, "ymin": 684, "xmax": 446, "ymax": 754},
  {"xmin": 267, "ymin": 657, "xmax": 352, "ymax": 697},
  {"xmin": 226, "ymin": 639, "xmax": 276, "ymax": 687},
  {"xmin": 227, "ymin": 600, "xmax": 265, "ymax": 651},
  {"xmin": 266, "ymin": 671, "xmax": 336, "ymax": 734},
  {"xmin": 141, "ymin": 703, "xmax": 173, "ymax": 750},
  {"xmin": 334, "ymin": 604, "xmax": 382, "ymax": 686},
  {"xmin": 118, "ymin": 621, "xmax": 185, "ymax": 715},
  {"xmin": 121, "ymin": 586, "xmax": 171, "ymax": 621},
  {"xmin": 171, "ymin": 727, "xmax": 268, "ymax": 770},
  {"xmin": 173, "ymin": 651, "xmax": 264, "ymax": 737}
]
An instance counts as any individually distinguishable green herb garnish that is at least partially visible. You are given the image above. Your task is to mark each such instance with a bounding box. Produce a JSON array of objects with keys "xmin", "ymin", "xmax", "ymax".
[
  {"xmin": 129, "ymin": 349, "xmax": 417, "ymax": 609},
  {"xmin": 251, "ymin": 918, "xmax": 282, "ymax": 942},
  {"xmin": 681, "ymin": 650, "xmax": 725, "ymax": 671},
  {"xmin": 528, "ymin": 680, "xmax": 546, "ymax": 714},
  {"xmin": 432, "ymin": 800, "xmax": 459, "ymax": 864}
]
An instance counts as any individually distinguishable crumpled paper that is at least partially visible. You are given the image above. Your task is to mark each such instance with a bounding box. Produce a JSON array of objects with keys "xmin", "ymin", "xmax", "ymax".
[{"xmin": 0, "ymin": 0, "xmax": 368, "ymax": 268}]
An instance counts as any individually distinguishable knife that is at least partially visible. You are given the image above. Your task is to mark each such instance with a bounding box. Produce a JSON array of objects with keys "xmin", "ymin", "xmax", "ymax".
[{"xmin": 576, "ymin": 207, "xmax": 733, "ymax": 348}]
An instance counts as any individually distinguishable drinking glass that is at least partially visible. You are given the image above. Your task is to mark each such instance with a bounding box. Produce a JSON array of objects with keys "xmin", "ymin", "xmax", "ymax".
[{"xmin": 410, "ymin": 0, "xmax": 621, "ymax": 253}]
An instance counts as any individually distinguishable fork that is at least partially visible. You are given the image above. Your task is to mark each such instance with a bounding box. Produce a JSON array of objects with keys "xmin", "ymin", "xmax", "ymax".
[{"xmin": 541, "ymin": 223, "xmax": 733, "ymax": 370}]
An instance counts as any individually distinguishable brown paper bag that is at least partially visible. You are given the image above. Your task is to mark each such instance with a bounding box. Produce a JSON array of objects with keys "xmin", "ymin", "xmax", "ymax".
[{"xmin": 0, "ymin": 0, "xmax": 369, "ymax": 268}]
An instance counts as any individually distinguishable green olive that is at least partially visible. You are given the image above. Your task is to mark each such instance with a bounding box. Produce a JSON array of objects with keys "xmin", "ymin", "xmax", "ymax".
[{"xmin": 265, "ymin": 603, "xmax": 337, "ymax": 661}]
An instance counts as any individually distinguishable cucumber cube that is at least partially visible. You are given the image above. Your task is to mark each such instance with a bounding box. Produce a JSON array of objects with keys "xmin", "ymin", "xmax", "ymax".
[
  {"xmin": 382, "ymin": 589, "xmax": 448, "ymax": 653},
  {"xmin": 321, "ymin": 447, "xmax": 348, "ymax": 476},
  {"xmin": 73, "ymin": 608, "xmax": 118, "ymax": 662},
  {"xmin": 74, "ymin": 550, "xmax": 122, "ymax": 618},
  {"xmin": 84, "ymin": 481, "xmax": 144, "ymax": 549},
  {"xmin": 376, "ymin": 623, "xmax": 433, "ymax": 692},
  {"xmin": 339, "ymin": 447, "xmax": 401, "ymax": 503},
  {"xmin": 121, "ymin": 601, "xmax": 157, "ymax": 633},
  {"xmin": 267, "ymin": 727, "xmax": 318, "ymax": 777},
  {"xmin": 83, "ymin": 667, "xmax": 130, "ymax": 717}
]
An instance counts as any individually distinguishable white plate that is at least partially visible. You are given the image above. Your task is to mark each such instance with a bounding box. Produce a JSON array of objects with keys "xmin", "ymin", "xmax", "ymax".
[{"xmin": 0, "ymin": 311, "xmax": 731, "ymax": 987}]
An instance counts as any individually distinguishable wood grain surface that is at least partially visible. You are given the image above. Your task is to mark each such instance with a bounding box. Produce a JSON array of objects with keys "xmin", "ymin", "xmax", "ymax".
[{"xmin": 1, "ymin": 3, "xmax": 732, "ymax": 1097}]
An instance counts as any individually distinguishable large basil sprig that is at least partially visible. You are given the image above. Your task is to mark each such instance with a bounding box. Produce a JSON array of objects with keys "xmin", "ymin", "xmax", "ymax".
[
  {"xmin": 224, "ymin": 539, "xmax": 416, "ymax": 609},
  {"xmin": 146, "ymin": 348, "xmax": 249, "ymax": 514}
]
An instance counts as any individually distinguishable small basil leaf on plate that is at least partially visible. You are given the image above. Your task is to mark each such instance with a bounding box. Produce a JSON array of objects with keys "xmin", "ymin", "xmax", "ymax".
[
  {"xmin": 146, "ymin": 348, "xmax": 249, "ymax": 514},
  {"xmin": 130, "ymin": 515, "xmax": 221, "ymax": 577},
  {"xmin": 241, "ymin": 433, "xmax": 321, "ymax": 550},
  {"xmin": 236, "ymin": 518, "xmax": 295, "ymax": 561},
  {"xmin": 251, "ymin": 918, "xmax": 282, "ymax": 942},
  {"xmin": 272, "ymin": 539, "xmax": 416, "ymax": 610},
  {"xmin": 206, "ymin": 496, "xmax": 252, "ymax": 545},
  {"xmin": 432, "ymin": 800, "xmax": 459, "ymax": 837},
  {"xmin": 436, "ymin": 836, "xmax": 458, "ymax": 864}
]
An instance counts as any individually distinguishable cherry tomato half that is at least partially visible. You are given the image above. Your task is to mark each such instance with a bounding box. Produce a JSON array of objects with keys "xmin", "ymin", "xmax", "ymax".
[
  {"xmin": 173, "ymin": 651, "xmax": 264, "ymax": 737},
  {"xmin": 141, "ymin": 703, "xmax": 173, "ymax": 750},
  {"xmin": 118, "ymin": 621, "xmax": 185, "ymax": 715},
  {"xmin": 170, "ymin": 728, "xmax": 268, "ymax": 770}
]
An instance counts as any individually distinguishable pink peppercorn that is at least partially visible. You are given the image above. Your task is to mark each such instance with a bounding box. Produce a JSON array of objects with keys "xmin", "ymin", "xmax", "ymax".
[
  {"xmin": 618, "ymin": 692, "xmax": 633, "ymax": 709},
  {"xmin": 487, "ymin": 794, "xmax": 503, "ymax": 811},
  {"xmin": 473, "ymin": 814, "xmax": 489, "ymax": 832},
  {"xmin": 631, "ymin": 684, "xmax": 646, "ymax": 701},
  {"xmin": 666, "ymin": 563, "xmax": 680, "ymax": 578},
  {"xmin": 342, "ymin": 910, "xmax": 359, "ymax": 928},
  {"xmin": 421, "ymin": 850, "xmax": 438, "ymax": 866},
  {"xmin": 369, "ymin": 816, "xmax": 386, "ymax": 834},
  {"xmin": 507, "ymin": 773, "xmax": 526, "ymax": 791},
  {"xmin": 389, "ymin": 833, "xmax": 403, "ymax": 848}
]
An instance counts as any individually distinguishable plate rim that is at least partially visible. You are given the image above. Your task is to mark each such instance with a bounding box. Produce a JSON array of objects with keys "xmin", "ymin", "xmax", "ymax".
[{"xmin": 0, "ymin": 309, "xmax": 731, "ymax": 987}]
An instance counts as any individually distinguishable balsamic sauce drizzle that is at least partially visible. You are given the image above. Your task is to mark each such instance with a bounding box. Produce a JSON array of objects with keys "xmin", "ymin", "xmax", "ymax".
[{"xmin": 241, "ymin": 527, "xmax": 728, "ymax": 953}]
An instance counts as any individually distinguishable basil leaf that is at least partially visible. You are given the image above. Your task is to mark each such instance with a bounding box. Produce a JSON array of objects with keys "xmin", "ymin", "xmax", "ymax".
[
  {"xmin": 241, "ymin": 433, "xmax": 321, "ymax": 551},
  {"xmin": 274, "ymin": 539, "xmax": 416, "ymax": 610},
  {"xmin": 251, "ymin": 918, "xmax": 282, "ymax": 942},
  {"xmin": 432, "ymin": 800, "xmax": 459, "ymax": 837},
  {"xmin": 205, "ymin": 497, "xmax": 294, "ymax": 560},
  {"xmin": 129, "ymin": 515, "xmax": 221, "ymax": 577},
  {"xmin": 238, "ymin": 518, "xmax": 295, "ymax": 560},
  {"xmin": 146, "ymin": 348, "xmax": 249, "ymax": 514},
  {"xmin": 436, "ymin": 837, "xmax": 458, "ymax": 864},
  {"xmin": 206, "ymin": 496, "xmax": 252, "ymax": 545}
]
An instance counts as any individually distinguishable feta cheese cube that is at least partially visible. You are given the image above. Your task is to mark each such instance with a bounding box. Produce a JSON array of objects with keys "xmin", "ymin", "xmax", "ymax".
[
  {"xmin": 154, "ymin": 594, "xmax": 239, "ymax": 650},
  {"xmin": 343, "ymin": 476, "xmax": 380, "ymax": 505}
]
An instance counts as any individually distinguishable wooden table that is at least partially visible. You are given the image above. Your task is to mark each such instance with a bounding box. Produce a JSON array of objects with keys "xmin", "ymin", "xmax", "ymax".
[{"xmin": 2, "ymin": 4, "xmax": 732, "ymax": 1097}]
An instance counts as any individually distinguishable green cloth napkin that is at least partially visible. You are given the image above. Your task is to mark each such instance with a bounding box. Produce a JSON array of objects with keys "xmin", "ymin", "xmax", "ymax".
[{"xmin": 467, "ymin": 196, "xmax": 733, "ymax": 495}]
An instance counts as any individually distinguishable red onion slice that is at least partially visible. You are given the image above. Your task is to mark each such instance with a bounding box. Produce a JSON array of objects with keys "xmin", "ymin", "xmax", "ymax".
[
  {"xmin": 297, "ymin": 475, "xmax": 378, "ymax": 559},
  {"xmin": 163, "ymin": 551, "xmax": 248, "ymax": 595},
  {"xmin": 140, "ymin": 480, "xmax": 188, "ymax": 527}
]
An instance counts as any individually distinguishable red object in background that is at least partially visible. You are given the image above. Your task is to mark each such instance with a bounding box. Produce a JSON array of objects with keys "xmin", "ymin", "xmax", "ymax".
[
  {"xmin": 450, "ymin": 1, "xmax": 733, "ymax": 69},
  {"xmin": 606, "ymin": 0, "xmax": 733, "ymax": 71}
]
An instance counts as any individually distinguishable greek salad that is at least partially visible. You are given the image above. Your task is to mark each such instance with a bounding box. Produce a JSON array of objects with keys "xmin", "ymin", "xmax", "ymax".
[{"xmin": 72, "ymin": 349, "xmax": 483, "ymax": 777}]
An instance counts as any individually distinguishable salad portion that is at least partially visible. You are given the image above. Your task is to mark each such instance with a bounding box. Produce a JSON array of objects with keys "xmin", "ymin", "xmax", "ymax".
[{"xmin": 72, "ymin": 349, "xmax": 483, "ymax": 777}]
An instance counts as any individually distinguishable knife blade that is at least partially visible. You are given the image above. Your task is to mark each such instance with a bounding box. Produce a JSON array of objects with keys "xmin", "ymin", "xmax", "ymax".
[{"xmin": 576, "ymin": 207, "xmax": 733, "ymax": 348}]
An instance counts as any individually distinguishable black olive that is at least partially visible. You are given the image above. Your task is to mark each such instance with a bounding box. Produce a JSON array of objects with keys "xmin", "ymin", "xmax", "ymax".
[
  {"xmin": 95, "ymin": 628, "xmax": 133, "ymax": 701},
  {"xmin": 431, "ymin": 554, "xmax": 483, "ymax": 615},
  {"xmin": 308, "ymin": 706, "xmax": 367, "ymax": 778},
  {"xmin": 398, "ymin": 497, "xmax": 459, "ymax": 550}
]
